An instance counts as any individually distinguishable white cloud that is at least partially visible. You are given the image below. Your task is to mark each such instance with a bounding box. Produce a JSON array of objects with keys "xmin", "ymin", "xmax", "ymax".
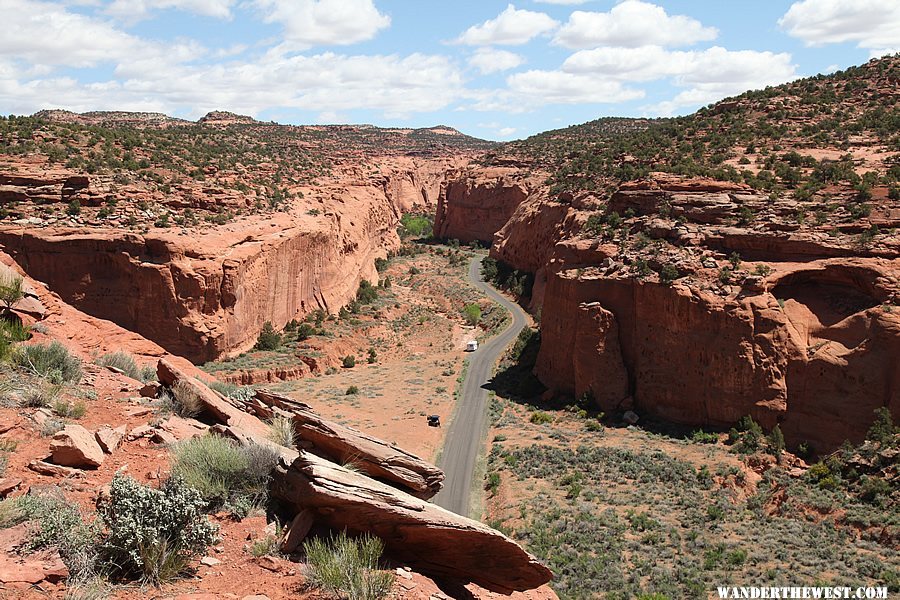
[
  {"xmin": 641, "ymin": 47, "xmax": 797, "ymax": 115},
  {"xmin": 559, "ymin": 45, "xmax": 797, "ymax": 115},
  {"xmin": 0, "ymin": 0, "xmax": 144, "ymax": 68},
  {"xmin": 456, "ymin": 4, "xmax": 558, "ymax": 46},
  {"xmin": 554, "ymin": 0, "xmax": 718, "ymax": 49},
  {"xmin": 255, "ymin": 0, "xmax": 391, "ymax": 49},
  {"xmin": 533, "ymin": 0, "xmax": 591, "ymax": 4},
  {"xmin": 1, "ymin": 50, "xmax": 466, "ymax": 120},
  {"xmin": 779, "ymin": 0, "xmax": 900, "ymax": 55},
  {"xmin": 105, "ymin": 0, "xmax": 235, "ymax": 22},
  {"xmin": 497, "ymin": 126, "xmax": 517, "ymax": 136},
  {"xmin": 468, "ymin": 48, "xmax": 525, "ymax": 74},
  {"xmin": 504, "ymin": 70, "xmax": 644, "ymax": 106}
]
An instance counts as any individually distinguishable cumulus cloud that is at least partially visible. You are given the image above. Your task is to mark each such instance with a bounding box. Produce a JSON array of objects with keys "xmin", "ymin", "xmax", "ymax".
[
  {"xmin": 468, "ymin": 48, "xmax": 525, "ymax": 74},
  {"xmin": 506, "ymin": 70, "xmax": 644, "ymax": 107},
  {"xmin": 556, "ymin": 45, "xmax": 798, "ymax": 115},
  {"xmin": 105, "ymin": 0, "xmax": 236, "ymax": 22},
  {"xmin": 0, "ymin": 50, "xmax": 466, "ymax": 119},
  {"xmin": 554, "ymin": 0, "xmax": 718, "ymax": 49},
  {"xmin": 0, "ymin": 0, "xmax": 146, "ymax": 68},
  {"xmin": 456, "ymin": 4, "xmax": 558, "ymax": 46},
  {"xmin": 255, "ymin": 0, "xmax": 391, "ymax": 49},
  {"xmin": 779, "ymin": 0, "xmax": 900, "ymax": 54}
]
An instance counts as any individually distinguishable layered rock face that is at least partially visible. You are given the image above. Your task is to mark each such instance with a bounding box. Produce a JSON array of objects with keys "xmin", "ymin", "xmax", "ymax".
[
  {"xmin": 0, "ymin": 158, "xmax": 468, "ymax": 363},
  {"xmin": 438, "ymin": 170, "xmax": 900, "ymax": 452},
  {"xmin": 432, "ymin": 167, "xmax": 540, "ymax": 243}
]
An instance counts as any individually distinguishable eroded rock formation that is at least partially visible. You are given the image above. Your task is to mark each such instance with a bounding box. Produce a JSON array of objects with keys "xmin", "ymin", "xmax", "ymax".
[{"xmin": 434, "ymin": 169, "xmax": 900, "ymax": 452}]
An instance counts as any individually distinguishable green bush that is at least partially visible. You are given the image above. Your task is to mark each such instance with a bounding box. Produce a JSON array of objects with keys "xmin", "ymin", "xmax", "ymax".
[
  {"xmin": 346, "ymin": 385, "xmax": 359, "ymax": 395},
  {"xmin": 658, "ymin": 264, "xmax": 680, "ymax": 285},
  {"xmin": 171, "ymin": 434, "xmax": 279, "ymax": 515},
  {"xmin": 303, "ymin": 531, "xmax": 394, "ymax": 600},
  {"xmin": 0, "ymin": 319, "xmax": 30, "ymax": 361},
  {"xmin": 530, "ymin": 411, "xmax": 553, "ymax": 425},
  {"xmin": 399, "ymin": 213, "xmax": 432, "ymax": 239},
  {"xmin": 342, "ymin": 355, "xmax": 356, "ymax": 369},
  {"xmin": 14, "ymin": 341, "xmax": 82, "ymax": 384},
  {"xmin": 0, "ymin": 272, "xmax": 24, "ymax": 312},
  {"xmin": 462, "ymin": 303, "xmax": 482, "ymax": 326},
  {"xmin": 255, "ymin": 321, "xmax": 282, "ymax": 351},
  {"xmin": 356, "ymin": 280, "xmax": 378, "ymax": 304},
  {"xmin": 98, "ymin": 474, "xmax": 218, "ymax": 584}
]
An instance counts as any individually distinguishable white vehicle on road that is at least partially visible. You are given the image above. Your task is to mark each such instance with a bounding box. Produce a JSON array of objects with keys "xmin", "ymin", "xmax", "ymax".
[{"xmin": 465, "ymin": 340, "xmax": 478, "ymax": 352}]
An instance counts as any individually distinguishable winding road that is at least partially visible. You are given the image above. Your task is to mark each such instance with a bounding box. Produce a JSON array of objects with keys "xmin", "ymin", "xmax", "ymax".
[{"xmin": 434, "ymin": 255, "xmax": 528, "ymax": 517}]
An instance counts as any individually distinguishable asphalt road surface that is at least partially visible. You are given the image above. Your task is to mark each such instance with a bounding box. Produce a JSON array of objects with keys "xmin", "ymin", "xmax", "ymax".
[{"xmin": 433, "ymin": 255, "xmax": 528, "ymax": 517}]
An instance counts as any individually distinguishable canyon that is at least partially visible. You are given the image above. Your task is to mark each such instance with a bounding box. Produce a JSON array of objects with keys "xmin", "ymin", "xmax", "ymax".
[{"xmin": 0, "ymin": 55, "xmax": 898, "ymax": 598}]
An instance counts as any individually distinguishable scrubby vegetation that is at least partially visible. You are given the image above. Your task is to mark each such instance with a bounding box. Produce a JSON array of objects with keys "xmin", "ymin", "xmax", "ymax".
[
  {"xmin": 170, "ymin": 434, "xmax": 280, "ymax": 517},
  {"xmin": 96, "ymin": 351, "xmax": 156, "ymax": 382},
  {"xmin": 98, "ymin": 474, "xmax": 218, "ymax": 584},
  {"xmin": 14, "ymin": 341, "xmax": 82, "ymax": 384},
  {"xmin": 303, "ymin": 531, "xmax": 395, "ymax": 600},
  {"xmin": 486, "ymin": 402, "xmax": 899, "ymax": 599}
]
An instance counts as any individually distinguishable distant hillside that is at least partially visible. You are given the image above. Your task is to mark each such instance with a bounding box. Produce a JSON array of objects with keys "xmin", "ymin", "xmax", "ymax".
[
  {"xmin": 0, "ymin": 110, "xmax": 494, "ymax": 216},
  {"xmin": 500, "ymin": 55, "xmax": 899, "ymax": 199}
]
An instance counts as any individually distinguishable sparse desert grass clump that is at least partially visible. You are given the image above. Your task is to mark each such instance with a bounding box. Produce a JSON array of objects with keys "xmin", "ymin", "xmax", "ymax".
[
  {"xmin": 14, "ymin": 341, "xmax": 82, "ymax": 384},
  {"xmin": 303, "ymin": 531, "xmax": 395, "ymax": 600},
  {"xmin": 0, "ymin": 490, "xmax": 99, "ymax": 580},
  {"xmin": 171, "ymin": 434, "xmax": 279, "ymax": 517},
  {"xmin": 96, "ymin": 351, "xmax": 156, "ymax": 382},
  {"xmin": 267, "ymin": 415, "xmax": 296, "ymax": 448},
  {"xmin": 171, "ymin": 379, "xmax": 204, "ymax": 418}
]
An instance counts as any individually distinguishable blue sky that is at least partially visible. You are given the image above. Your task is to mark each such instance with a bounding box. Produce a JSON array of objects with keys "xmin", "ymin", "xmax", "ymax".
[{"xmin": 0, "ymin": 0, "xmax": 897, "ymax": 140}]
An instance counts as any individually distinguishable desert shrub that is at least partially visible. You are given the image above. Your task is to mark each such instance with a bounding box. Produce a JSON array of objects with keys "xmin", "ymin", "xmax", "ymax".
[
  {"xmin": 727, "ymin": 416, "xmax": 763, "ymax": 453},
  {"xmin": 691, "ymin": 430, "xmax": 718, "ymax": 444},
  {"xmin": 399, "ymin": 213, "xmax": 432, "ymax": 238},
  {"xmin": 658, "ymin": 264, "xmax": 680, "ymax": 285},
  {"xmin": 268, "ymin": 416, "xmax": 295, "ymax": 448},
  {"xmin": 485, "ymin": 472, "xmax": 501, "ymax": 494},
  {"xmin": 97, "ymin": 351, "xmax": 154, "ymax": 382},
  {"xmin": 462, "ymin": 303, "xmax": 482, "ymax": 326},
  {"xmin": 530, "ymin": 411, "xmax": 553, "ymax": 425},
  {"xmin": 303, "ymin": 531, "xmax": 394, "ymax": 600},
  {"xmin": 356, "ymin": 280, "xmax": 378, "ymax": 304},
  {"xmin": 98, "ymin": 474, "xmax": 218, "ymax": 585},
  {"xmin": 346, "ymin": 385, "xmax": 359, "ymax": 395},
  {"xmin": 209, "ymin": 380, "xmax": 254, "ymax": 402},
  {"xmin": 171, "ymin": 434, "xmax": 279, "ymax": 515},
  {"xmin": 7, "ymin": 491, "xmax": 99, "ymax": 579},
  {"xmin": 0, "ymin": 454, "xmax": 6, "ymax": 477},
  {"xmin": 0, "ymin": 272, "xmax": 24, "ymax": 312},
  {"xmin": 342, "ymin": 355, "xmax": 356, "ymax": 369},
  {"xmin": 767, "ymin": 424, "xmax": 785, "ymax": 455},
  {"xmin": 255, "ymin": 321, "xmax": 282, "ymax": 351},
  {"xmin": 19, "ymin": 381, "xmax": 62, "ymax": 408},
  {"xmin": 866, "ymin": 407, "xmax": 898, "ymax": 445},
  {"xmin": 250, "ymin": 534, "xmax": 281, "ymax": 558},
  {"xmin": 14, "ymin": 341, "xmax": 82, "ymax": 384},
  {"xmin": 53, "ymin": 398, "xmax": 87, "ymax": 419}
]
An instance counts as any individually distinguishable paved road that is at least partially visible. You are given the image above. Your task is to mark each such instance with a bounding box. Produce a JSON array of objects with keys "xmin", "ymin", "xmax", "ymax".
[{"xmin": 434, "ymin": 255, "xmax": 528, "ymax": 517}]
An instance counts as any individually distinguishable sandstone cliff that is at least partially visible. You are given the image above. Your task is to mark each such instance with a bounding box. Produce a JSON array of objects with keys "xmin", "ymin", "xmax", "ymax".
[{"xmin": 434, "ymin": 168, "xmax": 900, "ymax": 453}]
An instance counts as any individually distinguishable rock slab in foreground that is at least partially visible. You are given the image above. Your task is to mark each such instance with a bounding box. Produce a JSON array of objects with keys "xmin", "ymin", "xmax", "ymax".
[
  {"xmin": 273, "ymin": 452, "xmax": 552, "ymax": 593},
  {"xmin": 253, "ymin": 389, "xmax": 444, "ymax": 498},
  {"xmin": 50, "ymin": 424, "xmax": 104, "ymax": 468}
]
